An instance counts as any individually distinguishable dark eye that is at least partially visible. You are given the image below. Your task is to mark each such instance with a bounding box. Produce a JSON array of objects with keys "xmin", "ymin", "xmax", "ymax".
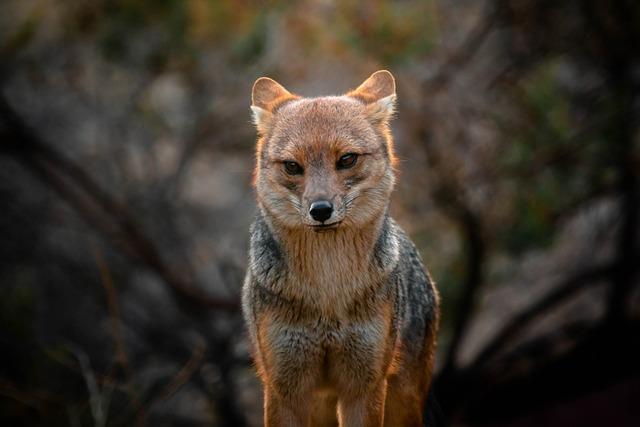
[
  {"xmin": 284, "ymin": 161, "xmax": 303, "ymax": 175},
  {"xmin": 337, "ymin": 153, "xmax": 358, "ymax": 170}
]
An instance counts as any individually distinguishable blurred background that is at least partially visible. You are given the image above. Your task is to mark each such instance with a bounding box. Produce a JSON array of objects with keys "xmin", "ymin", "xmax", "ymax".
[{"xmin": 1, "ymin": 0, "xmax": 639, "ymax": 426}]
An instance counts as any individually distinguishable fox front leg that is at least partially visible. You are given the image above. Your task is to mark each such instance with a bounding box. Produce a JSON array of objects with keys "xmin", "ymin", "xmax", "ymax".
[
  {"xmin": 257, "ymin": 317, "xmax": 324, "ymax": 426},
  {"xmin": 264, "ymin": 387, "xmax": 311, "ymax": 427},
  {"xmin": 337, "ymin": 379, "xmax": 387, "ymax": 427}
]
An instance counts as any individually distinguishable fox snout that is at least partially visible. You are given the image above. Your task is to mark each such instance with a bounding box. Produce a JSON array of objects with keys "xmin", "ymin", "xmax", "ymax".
[
  {"xmin": 309, "ymin": 200, "xmax": 333, "ymax": 223},
  {"xmin": 304, "ymin": 191, "xmax": 342, "ymax": 228},
  {"xmin": 303, "ymin": 173, "xmax": 342, "ymax": 227}
]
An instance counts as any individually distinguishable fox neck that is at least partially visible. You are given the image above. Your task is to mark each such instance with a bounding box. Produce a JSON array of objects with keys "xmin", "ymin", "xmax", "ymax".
[{"xmin": 262, "ymin": 207, "xmax": 399, "ymax": 315}]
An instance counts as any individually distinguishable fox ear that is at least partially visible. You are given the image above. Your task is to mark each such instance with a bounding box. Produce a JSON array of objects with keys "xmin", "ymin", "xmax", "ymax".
[
  {"xmin": 348, "ymin": 70, "xmax": 396, "ymax": 124},
  {"xmin": 251, "ymin": 77, "xmax": 294, "ymax": 134}
]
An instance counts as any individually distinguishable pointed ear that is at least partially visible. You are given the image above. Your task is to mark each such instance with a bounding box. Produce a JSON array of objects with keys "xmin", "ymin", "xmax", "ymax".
[
  {"xmin": 348, "ymin": 70, "xmax": 397, "ymax": 124},
  {"xmin": 251, "ymin": 77, "xmax": 294, "ymax": 134}
]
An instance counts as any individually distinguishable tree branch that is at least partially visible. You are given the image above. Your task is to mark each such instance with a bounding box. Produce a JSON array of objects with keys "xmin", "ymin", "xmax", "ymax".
[
  {"xmin": 466, "ymin": 261, "xmax": 622, "ymax": 374},
  {"xmin": 0, "ymin": 96, "xmax": 239, "ymax": 313}
]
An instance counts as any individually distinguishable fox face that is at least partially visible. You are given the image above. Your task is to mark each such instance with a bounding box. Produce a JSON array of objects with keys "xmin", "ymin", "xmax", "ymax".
[{"xmin": 251, "ymin": 71, "xmax": 398, "ymax": 231}]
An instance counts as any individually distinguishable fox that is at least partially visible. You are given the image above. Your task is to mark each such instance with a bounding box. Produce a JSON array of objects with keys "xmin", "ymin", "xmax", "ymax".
[{"xmin": 242, "ymin": 70, "xmax": 440, "ymax": 427}]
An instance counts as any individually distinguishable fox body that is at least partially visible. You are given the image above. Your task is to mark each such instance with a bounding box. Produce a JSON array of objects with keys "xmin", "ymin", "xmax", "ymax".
[{"xmin": 242, "ymin": 71, "xmax": 439, "ymax": 426}]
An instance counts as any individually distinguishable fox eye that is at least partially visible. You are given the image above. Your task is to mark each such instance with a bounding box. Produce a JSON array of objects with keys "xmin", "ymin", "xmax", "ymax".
[
  {"xmin": 284, "ymin": 161, "xmax": 303, "ymax": 175},
  {"xmin": 337, "ymin": 153, "xmax": 358, "ymax": 170}
]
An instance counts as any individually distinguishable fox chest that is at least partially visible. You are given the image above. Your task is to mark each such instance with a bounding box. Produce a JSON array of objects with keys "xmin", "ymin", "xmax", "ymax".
[{"xmin": 255, "ymin": 306, "xmax": 397, "ymax": 398}]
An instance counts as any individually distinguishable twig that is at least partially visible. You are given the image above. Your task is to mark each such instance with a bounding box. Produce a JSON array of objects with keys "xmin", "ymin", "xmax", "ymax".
[
  {"xmin": 160, "ymin": 339, "xmax": 206, "ymax": 401},
  {"xmin": 135, "ymin": 339, "xmax": 206, "ymax": 425},
  {"xmin": 0, "ymin": 378, "xmax": 64, "ymax": 413},
  {"xmin": 70, "ymin": 346, "xmax": 113, "ymax": 427},
  {"xmin": 92, "ymin": 245, "xmax": 143, "ymax": 414}
]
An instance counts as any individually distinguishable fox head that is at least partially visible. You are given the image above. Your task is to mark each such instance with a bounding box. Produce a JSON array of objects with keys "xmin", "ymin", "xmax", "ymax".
[{"xmin": 251, "ymin": 70, "xmax": 397, "ymax": 231}]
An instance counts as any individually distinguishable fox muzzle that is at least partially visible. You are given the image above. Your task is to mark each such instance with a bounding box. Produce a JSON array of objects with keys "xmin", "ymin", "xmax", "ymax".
[{"xmin": 309, "ymin": 200, "xmax": 333, "ymax": 223}]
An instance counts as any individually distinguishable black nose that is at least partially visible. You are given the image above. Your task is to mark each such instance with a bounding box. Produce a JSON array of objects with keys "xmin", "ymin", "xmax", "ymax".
[{"xmin": 309, "ymin": 200, "xmax": 333, "ymax": 223}]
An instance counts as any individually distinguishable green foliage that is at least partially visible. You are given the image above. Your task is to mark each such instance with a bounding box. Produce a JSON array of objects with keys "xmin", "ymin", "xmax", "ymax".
[
  {"xmin": 491, "ymin": 58, "xmax": 624, "ymax": 255},
  {"xmin": 496, "ymin": 60, "xmax": 595, "ymax": 253},
  {"xmin": 334, "ymin": 0, "xmax": 436, "ymax": 64},
  {"xmin": 522, "ymin": 61, "xmax": 573, "ymax": 143},
  {"xmin": 231, "ymin": 10, "xmax": 269, "ymax": 64},
  {"xmin": 24, "ymin": 0, "xmax": 438, "ymax": 71},
  {"xmin": 97, "ymin": 0, "xmax": 189, "ymax": 62},
  {"xmin": 1, "ymin": 10, "xmax": 39, "ymax": 56},
  {"xmin": 499, "ymin": 176, "xmax": 557, "ymax": 253}
]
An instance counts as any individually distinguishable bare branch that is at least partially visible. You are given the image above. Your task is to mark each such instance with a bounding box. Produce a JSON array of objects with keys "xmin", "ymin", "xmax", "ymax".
[
  {"xmin": 0, "ymin": 96, "xmax": 239, "ymax": 313},
  {"xmin": 467, "ymin": 262, "xmax": 616, "ymax": 373}
]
